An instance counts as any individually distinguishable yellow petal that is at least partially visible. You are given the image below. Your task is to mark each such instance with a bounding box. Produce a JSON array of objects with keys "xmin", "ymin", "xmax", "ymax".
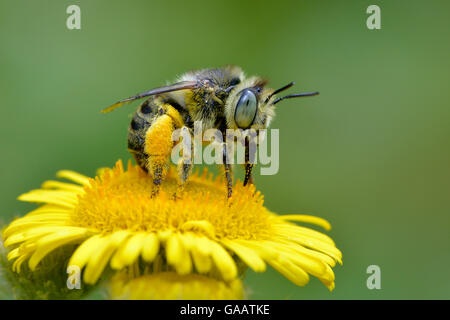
[
  {"xmin": 234, "ymin": 239, "xmax": 280, "ymax": 261},
  {"xmin": 185, "ymin": 235, "xmax": 212, "ymax": 273},
  {"xmin": 56, "ymin": 170, "xmax": 91, "ymax": 186},
  {"xmin": 321, "ymin": 278, "xmax": 336, "ymax": 291},
  {"xmin": 286, "ymin": 234, "xmax": 342, "ymax": 263},
  {"xmin": 191, "ymin": 246, "xmax": 212, "ymax": 273},
  {"xmin": 221, "ymin": 239, "xmax": 266, "ymax": 272},
  {"xmin": 181, "ymin": 220, "xmax": 216, "ymax": 238},
  {"xmin": 111, "ymin": 233, "xmax": 146, "ymax": 269},
  {"xmin": 12, "ymin": 253, "xmax": 32, "ymax": 272},
  {"xmin": 17, "ymin": 242, "xmax": 37, "ymax": 259},
  {"xmin": 25, "ymin": 205, "xmax": 70, "ymax": 216},
  {"xmin": 166, "ymin": 233, "xmax": 182, "ymax": 266},
  {"xmin": 2, "ymin": 215, "xmax": 69, "ymax": 239},
  {"xmin": 208, "ymin": 240, "xmax": 237, "ymax": 281},
  {"xmin": 7, "ymin": 248, "xmax": 20, "ymax": 261},
  {"xmin": 177, "ymin": 246, "xmax": 193, "ymax": 275},
  {"xmin": 69, "ymin": 235, "xmax": 103, "ymax": 269},
  {"xmin": 28, "ymin": 228, "xmax": 89, "ymax": 270},
  {"xmin": 278, "ymin": 214, "xmax": 331, "ymax": 231},
  {"xmin": 18, "ymin": 190, "xmax": 77, "ymax": 208},
  {"xmin": 278, "ymin": 248, "xmax": 331, "ymax": 282},
  {"xmin": 268, "ymin": 259, "xmax": 310, "ymax": 286},
  {"xmin": 4, "ymin": 226, "xmax": 81, "ymax": 247},
  {"xmin": 83, "ymin": 231, "xmax": 130, "ymax": 284},
  {"xmin": 41, "ymin": 180, "xmax": 85, "ymax": 193},
  {"xmin": 166, "ymin": 233, "xmax": 192, "ymax": 275},
  {"xmin": 193, "ymin": 236, "xmax": 213, "ymax": 256},
  {"xmin": 277, "ymin": 238, "xmax": 337, "ymax": 267},
  {"xmin": 273, "ymin": 223, "xmax": 335, "ymax": 245},
  {"xmin": 141, "ymin": 233, "xmax": 159, "ymax": 262}
]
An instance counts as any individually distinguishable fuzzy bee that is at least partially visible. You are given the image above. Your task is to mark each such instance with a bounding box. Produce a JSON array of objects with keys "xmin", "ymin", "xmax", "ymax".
[{"xmin": 102, "ymin": 66, "xmax": 318, "ymax": 198}]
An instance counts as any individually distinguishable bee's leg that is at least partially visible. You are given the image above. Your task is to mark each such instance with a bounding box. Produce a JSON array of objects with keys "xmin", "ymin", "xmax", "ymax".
[
  {"xmin": 144, "ymin": 114, "xmax": 175, "ymax": 197},
  {"xmin": 243, "ymin": 136, "xmax": 256, "ymax": 186},
  {"xmin": 222, "ymin": 144, "xmax": 233, "ymax": 199},
  {"xmin": 243, "ymin": 163, "xmax": 254, "ymax": 186},
  {"xmin": 174, "ymin": 126, "xmax": 194, "ymax": 199}
]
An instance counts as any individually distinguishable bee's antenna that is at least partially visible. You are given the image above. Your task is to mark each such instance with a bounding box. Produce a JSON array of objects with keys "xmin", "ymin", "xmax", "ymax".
[
  {"xmin": 272, "ymin": 91, "xmax": 319, "ymax": 105},
  {"xmin": 266, "ymin": 82, "xmax": 295, "ymax": 102}
]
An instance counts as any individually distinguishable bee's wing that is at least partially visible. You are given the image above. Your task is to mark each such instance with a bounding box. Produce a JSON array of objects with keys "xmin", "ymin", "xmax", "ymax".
[{"xmin": 101, "ymin": 81, "xmax": 198, "ymax": 113}]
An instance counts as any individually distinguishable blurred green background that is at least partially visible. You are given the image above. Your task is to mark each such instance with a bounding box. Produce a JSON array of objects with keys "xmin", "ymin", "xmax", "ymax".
[{"xmin": 1, "ymin": 0, "xmax": 449, "ymax": 299}]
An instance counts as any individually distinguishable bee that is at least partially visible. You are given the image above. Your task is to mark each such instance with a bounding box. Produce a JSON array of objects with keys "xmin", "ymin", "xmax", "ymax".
[{"xmin": 102, "ymin": 66, "xmax": 318, "ymax": 198}]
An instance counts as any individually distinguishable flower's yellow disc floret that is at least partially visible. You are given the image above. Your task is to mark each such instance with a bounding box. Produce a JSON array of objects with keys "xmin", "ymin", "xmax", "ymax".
[
  {"xmin": 2, "ymin": 160, "xmax": 342, "ymax": 292},
  {"xmin": 73, "ymin": 160, "xmax": 271, "ymax": 239}
]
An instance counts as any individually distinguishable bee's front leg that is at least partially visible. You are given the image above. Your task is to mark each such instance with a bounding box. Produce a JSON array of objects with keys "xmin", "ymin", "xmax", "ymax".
[
  {"xmin": 243, "ymin": 135, "xmax": 256, "ymax": 186},
  {"xmin": 243, "ymin": 163, "xmax": 254, "ymax": 186},
  {"xmin": 174, "ymin": 126, "xmax": 194, "ymax": 199}
]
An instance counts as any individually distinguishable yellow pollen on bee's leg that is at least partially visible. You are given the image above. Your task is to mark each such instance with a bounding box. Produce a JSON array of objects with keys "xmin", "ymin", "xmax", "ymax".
[{"xmin": 144, "ymin": 114, "xmax": 176, "ymax": 195}]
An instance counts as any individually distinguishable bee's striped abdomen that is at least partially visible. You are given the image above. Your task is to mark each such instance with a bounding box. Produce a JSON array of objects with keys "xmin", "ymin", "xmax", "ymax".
[{"xmin": 127, "ymin": 98, "xmax": 160, "ymax": 171}]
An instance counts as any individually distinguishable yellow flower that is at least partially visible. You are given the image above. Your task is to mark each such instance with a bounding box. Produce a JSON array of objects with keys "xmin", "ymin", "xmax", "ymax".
[
  {"xmin": 110, "ymin": 271, "xmax": 244, "ymax": 300},
  {"xmin": 2, "ymin": 160, "xmax": 342, "ymax": 292}
]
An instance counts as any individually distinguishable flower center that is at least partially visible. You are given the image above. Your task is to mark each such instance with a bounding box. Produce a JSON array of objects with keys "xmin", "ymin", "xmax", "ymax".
[{"xmin": 71, "ymin": 163, "xmax": 272, "ymax": 240}]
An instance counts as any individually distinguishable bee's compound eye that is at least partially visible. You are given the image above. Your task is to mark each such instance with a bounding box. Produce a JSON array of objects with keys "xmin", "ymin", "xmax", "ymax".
[{"xmin": 235, "ymin": 89, "xmax": 257, "ymax": 128}]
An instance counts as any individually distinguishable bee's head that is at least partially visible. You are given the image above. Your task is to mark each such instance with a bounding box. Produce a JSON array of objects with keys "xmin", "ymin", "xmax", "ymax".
[{"xmin": 224, "ymin": 77, "xmax": 318, "ymax": 130}]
